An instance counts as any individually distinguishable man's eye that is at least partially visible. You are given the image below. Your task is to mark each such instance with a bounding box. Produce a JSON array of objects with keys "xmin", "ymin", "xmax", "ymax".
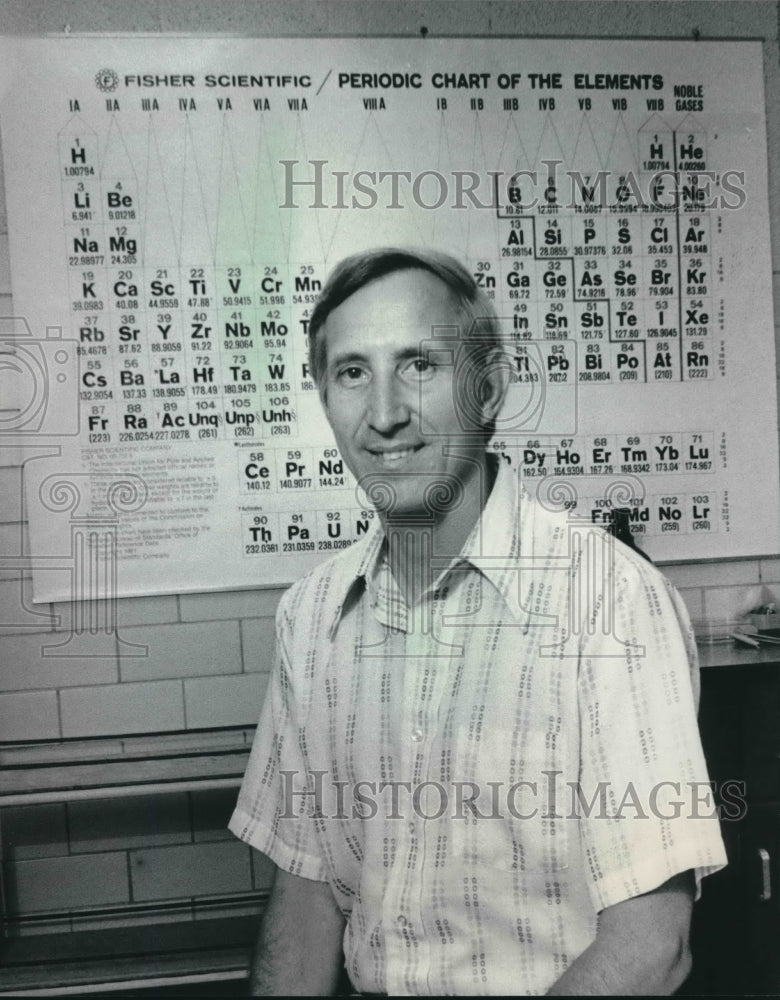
[
  {"xmin": 336, "ymin": 365, "xmax": 369, "ymax": 385},
  {"xmin": 401, "ymin": 357, "xmax": 435, "ymax": 380}
]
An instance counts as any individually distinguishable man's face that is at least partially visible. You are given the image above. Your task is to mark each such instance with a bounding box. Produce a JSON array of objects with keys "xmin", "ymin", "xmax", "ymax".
[{"xmin": 320, "ymin": 268, "xmax": 501, "ymax": 520}]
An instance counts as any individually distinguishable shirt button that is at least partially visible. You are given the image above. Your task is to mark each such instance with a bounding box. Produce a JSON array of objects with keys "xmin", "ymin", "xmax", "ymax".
[{"xmin": 411, "ymin": 728, "xmax": 423, "ymax": 742}]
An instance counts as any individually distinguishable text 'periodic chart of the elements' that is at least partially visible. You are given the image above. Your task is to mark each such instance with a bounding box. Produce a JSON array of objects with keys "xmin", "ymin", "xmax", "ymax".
[{"xmin": 0, "ymin": 37, "xmax": 777, "ymax": 600}]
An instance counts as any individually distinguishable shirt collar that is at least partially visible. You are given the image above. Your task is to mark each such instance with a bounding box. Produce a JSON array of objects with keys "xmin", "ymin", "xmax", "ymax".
[
  {"xmin": 460, "ymin": 457, "xmax": 520, "ymax": 568},
  {"xmin": 326, "ymin": 459, "xmax": 529, "ymax": 639},
  {"xmin": 325, "ymin": 517, "xmax": 384, "ymax": 640},
  {"xmin": 458, "ymin": 458, "xmax": 532, "ymax": 622}
]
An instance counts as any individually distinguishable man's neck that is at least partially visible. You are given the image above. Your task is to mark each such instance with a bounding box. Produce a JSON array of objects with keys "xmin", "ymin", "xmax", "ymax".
[{"xmin": 380, "ymin": 453, "xmax": 498, "ymax": 607}]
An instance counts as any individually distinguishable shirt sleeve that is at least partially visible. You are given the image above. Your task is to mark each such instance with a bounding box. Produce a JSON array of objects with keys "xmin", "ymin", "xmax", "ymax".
[
  {"xmin": 228, "ymin": 590, "xmax": 328, "ymax": 882},
  {"xmin": 576, "ymin": 546, "xmax": 727, "ymax": 912}
]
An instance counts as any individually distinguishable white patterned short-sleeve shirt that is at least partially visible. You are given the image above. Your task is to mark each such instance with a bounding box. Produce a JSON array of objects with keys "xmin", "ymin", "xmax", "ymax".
[{"xmin": 230, "ymin": 461, "xmax": 727, "ymax": 995}]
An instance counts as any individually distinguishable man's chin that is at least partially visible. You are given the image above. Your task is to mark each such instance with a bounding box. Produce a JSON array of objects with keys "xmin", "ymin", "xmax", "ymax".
[{"xmin": 357, "ymin": 472, "xmax": 465, "ymax": 523}]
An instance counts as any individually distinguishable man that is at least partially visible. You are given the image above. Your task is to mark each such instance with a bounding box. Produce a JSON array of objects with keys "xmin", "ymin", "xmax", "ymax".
[{"xmin": 230, "ymin": 247, "xmax": 726, "ymax": 995}]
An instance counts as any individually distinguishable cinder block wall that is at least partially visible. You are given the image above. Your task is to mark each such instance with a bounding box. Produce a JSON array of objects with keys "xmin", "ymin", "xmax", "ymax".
[
  {"xmin": 1, "ymin": 788, "xmax": 276, "ymax": 934},
  {"xmin": 0, "ymin": 0, "xmax": 778, "ymax": 932}
]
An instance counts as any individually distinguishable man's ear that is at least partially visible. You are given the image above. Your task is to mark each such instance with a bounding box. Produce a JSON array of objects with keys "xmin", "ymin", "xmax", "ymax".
[{"xmin": 478, "ymin": 349, "xmax": 511, "ymax": 425}]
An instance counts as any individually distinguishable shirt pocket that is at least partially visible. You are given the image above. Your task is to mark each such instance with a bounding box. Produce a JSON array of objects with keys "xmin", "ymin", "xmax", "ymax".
[{"xmin": 449, "ymin": 724, "xmax": 569, "ymax": 874}]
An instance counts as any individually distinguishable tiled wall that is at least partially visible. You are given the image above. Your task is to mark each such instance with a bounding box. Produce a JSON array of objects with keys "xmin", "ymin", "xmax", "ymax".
[
  {"xmin": 0, "ymin": 563, "xmax": 279, "ymax": 740},
  {"xmin": 2, "ymin": 788, "xmax": 274, "ymax": 933},
  {"xmin": 1, "ymin": 0, "xmax": 779, "ymax": 933}
]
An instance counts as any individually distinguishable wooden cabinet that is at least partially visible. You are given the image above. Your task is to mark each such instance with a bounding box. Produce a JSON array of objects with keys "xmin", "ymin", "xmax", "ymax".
[
  {"xmin": 683, "ymin": 650, "xmax": 780, "ymax": 996},
  {"xmin": 742, "ymin": 805, "xmax": 780, "ymax": 994}
]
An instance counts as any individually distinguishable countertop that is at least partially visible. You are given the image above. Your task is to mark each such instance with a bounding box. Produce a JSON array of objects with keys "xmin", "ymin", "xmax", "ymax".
[{"xmin": 698, "ymin": 640, "xmax": 780, "ymax": 669}]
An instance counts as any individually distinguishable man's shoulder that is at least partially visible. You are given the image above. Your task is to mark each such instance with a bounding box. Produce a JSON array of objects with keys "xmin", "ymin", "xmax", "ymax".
[
  {"xmin": 522, "ymin": 491, "xmax": 688, "ymax": 621},
  {"xmin": 516, "ymin": 484, "xmax": 665, "ymax": 579}
]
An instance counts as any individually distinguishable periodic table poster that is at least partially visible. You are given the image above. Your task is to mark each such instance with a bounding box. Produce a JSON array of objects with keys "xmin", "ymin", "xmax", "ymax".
[{"xmin": 0, "ymin": 37, "xmax": 777, "ymax": 601}]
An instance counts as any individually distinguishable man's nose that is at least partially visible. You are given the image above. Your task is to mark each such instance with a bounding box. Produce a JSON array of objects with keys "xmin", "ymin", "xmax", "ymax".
[{"xmin": 367, "ymin": 374, "xmax": 411, "ymax": 433}]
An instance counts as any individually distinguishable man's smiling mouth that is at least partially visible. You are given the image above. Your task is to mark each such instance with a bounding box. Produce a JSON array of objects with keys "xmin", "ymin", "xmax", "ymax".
[{"xmin": 367, "ymin": 445, "xmax": 424, "ymax": 466}]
